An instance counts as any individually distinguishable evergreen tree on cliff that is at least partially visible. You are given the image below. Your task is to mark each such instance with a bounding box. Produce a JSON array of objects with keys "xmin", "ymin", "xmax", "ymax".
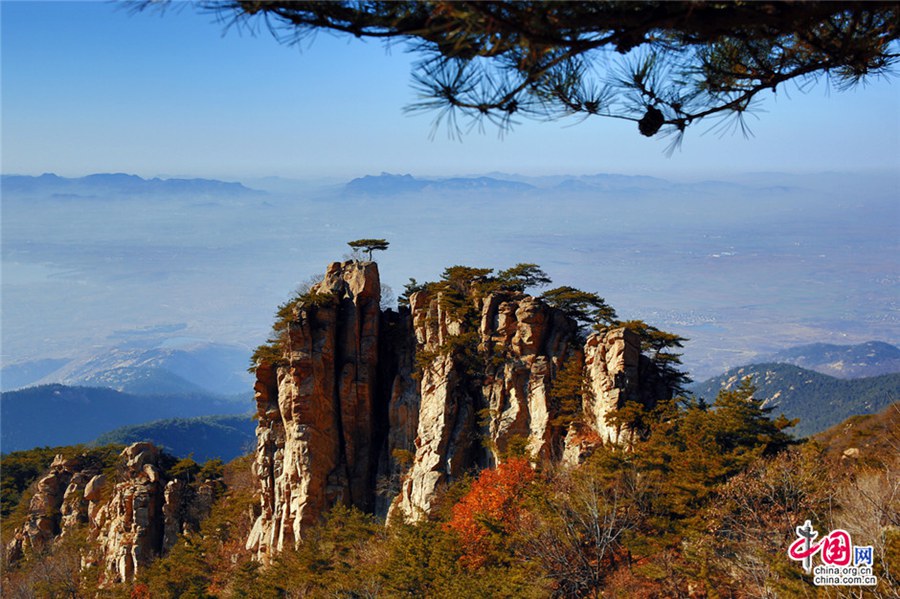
[
  {"xmin": 145, "ymin": 1, "xmax": 899, "ymax": 146},
  {"xmin": 348, "ymin": 238, "xmax": 389, "ymax": 261}
]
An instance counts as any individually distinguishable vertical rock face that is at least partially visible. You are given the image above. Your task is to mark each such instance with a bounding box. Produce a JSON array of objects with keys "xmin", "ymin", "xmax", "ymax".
[
  {"xmin": 390, "ymin": 290, "xmax": 578, "ymax": 521},
  {"xmin": 246, "ymin": 260, "xmax": 382, "ymax": 560},
  {"xmin": 4, "ymin": 443, "xmax": 216, "ymax": 583},
  {"xmin": 374, "ymin": 307, "xmax": 419, "ymax": 517},
  {"xmin": 480, "ymin": 294, "xmax": 577, "ymax": 461},
  {"xmin": 92, "ymin": 443, "xmax": 166, "ymax": 583},
  {"xmin": 583, "ymin": 328, "xmax": 643, "ymax": 446},
  {"xmin": 248, "ymin": 260, "xmax": 677, "ymax": 556}
]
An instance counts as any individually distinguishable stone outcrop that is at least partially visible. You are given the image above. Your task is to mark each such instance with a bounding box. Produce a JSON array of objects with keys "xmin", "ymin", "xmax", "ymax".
[
  {"xmin": 3, "ymin": 260, "xmax": 678, "ymax": 574},
  {"xmin": 0, "ymin": 261, "xmax": 672, "ymax": 581},
  {"xmin": 5, "ymin": 454, "xmax": 85, "ymax": 564},
  {"xmin": 583, "ymin": 328, "xmax": 644, "ymax": 446},
  {"xmin": 91, "ymin": 443, "xmax": 215, "ymax": 583},
  {"xmin": 4, "ymin": 443, "xmax": 218, "ymax": 583},
  {"xmin": 247, "ymin": 260, "xmax": 676, "ymax": 558}
]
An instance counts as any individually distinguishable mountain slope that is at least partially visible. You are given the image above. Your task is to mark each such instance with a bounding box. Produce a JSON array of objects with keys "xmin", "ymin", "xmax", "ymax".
[
  {"xmin": 691, "ymin": 363, "xmax": 900, "ymax": 437},
  {"xmin": 0, "ymin": 358, "xmax": 70, "ymax": 392},
  {"xmin": 813, "ymin": 402, "xmax": 899, "ymax": 465},
  {"xmin": 0, "ymin": 384, "xmax": 249, "ymax": 452},
  {"xmin": 765, "ymin": 341, "xmax": 900, "ymax": 378},
  {"xmin": 3, "ymin": 342, "xmax": 254, "ymax": 396},
  {"xmin": 94, "ymin": 414, "xmax": 257, "ymax": 462},
  {"xmin": 72, "ymin": 366, "xmax": 210, "ymax": 395}
]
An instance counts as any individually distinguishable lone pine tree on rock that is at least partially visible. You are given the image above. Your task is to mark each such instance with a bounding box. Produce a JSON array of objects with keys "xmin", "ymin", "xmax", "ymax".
[{"xmin": 348, "ymin": 238, "xmax": 390, "ymax": 261}]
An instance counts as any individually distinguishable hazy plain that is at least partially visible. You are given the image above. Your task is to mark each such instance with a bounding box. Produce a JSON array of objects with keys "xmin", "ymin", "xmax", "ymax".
[{"xmin": 2, "ymin": 170, "xmax": 897, "ymax": 382}]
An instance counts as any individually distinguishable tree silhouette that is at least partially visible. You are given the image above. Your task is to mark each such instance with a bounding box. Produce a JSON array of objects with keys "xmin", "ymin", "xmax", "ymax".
[
  {"xmin": 613, "ymin": 319, "xmax": 691, "ymax": 392},
  {"xmin": 496, "ymin": 263, "xmax": 552, "ymax": 292},
  {"xmin": 347, "ymin": 238, "xmax": 389, "ymax": 261},
  {"xmin": 162, "ymin": 1, "xmax": 899, "ymax": 148},
  {"xmin": 540, "ymin": 286, "xmax": 617, "ymax": 329}
]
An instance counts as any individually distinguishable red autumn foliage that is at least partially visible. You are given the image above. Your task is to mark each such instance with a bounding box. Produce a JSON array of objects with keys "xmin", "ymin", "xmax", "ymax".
[{"xmin": 445, "ymin": 457, "xmax": 536, "ymax": 569}]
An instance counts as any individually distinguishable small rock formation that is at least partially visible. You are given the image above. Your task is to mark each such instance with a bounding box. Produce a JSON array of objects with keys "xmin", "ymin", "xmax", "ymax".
[
  {"xmin": 92, "ymin": 443, "xmax": 167, "ymax": 582},
  {"xmin": 4, "ymin": 443, "xmax": 217, "ymax": 583},
  {"xmin": 842, "ymin": 447, "xmax": 860, "ymax": 459},
  {"xmin": 247, "ymin": 260, "xmax": 676, "ymax": 559},
  {"xmin": 5, "ymin": 455, "xmax": 84, "ymax": 563},
  {"xmin": 582, "ymin": 327, "xmax": 670, "ymax": 447}
]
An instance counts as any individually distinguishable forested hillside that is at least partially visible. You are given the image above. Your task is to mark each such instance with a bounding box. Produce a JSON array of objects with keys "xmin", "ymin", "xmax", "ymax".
[
  {"xmin": 691, "ymin": 363, "xmax": 900, "ymax": 436},
  {"xmin": 94, "ymin": 414, "xmax": 256, "ymax": 463},
  {"xmin": 3, "ymin": 387, "xmax": 897, "ymax": 597},
  {"xmin": 0, "ymin": 384, "xmax": 248, "ymax": 452}
]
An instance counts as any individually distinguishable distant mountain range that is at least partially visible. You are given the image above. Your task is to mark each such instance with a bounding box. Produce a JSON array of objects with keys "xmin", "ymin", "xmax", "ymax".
[
  {"xmin": 691, "ymin": 363, "xmax": 900, "ymax": 437},
  {"xmin": 341, "ymin": 171, "xmax": 788, "ymax": 197},
  {"xmin": 762, "ymin": 341, "xmax": 900, "ymax": 379},
  {"xmin": 1, "ymin": 173, "xmax": 262, "ymax": 198},
  {"xmin": 344, "ymin": 173, "xmax": 535, "ymax": 195},
  {"xmin": 1, "ymin": 341, "xmax": 253, "ymax": 453},
  {"xmin": 2, "ymin": 341, "xmax": 253, "ymax": 396},
  {"xmin": 0, "ymin": 384, "xmax": 250, "ymax": 453},
  {"xmin": 94, "ymin": 414, "xmax": 257, "ymax": 463}
]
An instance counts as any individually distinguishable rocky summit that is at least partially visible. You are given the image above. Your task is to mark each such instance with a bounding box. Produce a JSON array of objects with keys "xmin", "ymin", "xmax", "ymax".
[{"xmin": 245, "ymin": 260, "xmax": 674, "ymax": 561}]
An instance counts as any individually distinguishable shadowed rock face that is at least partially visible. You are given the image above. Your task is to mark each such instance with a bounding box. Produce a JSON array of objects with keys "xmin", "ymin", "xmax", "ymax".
[
  {"xmin": 4, "ymin": 443, "xmax": 217, "ymax": 583},
  {"xmin": 247, "ymin": 261, "xmax": 675, "ymax": 559}
]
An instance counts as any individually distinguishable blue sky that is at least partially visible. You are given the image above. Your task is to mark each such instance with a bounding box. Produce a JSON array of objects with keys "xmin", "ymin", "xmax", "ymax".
[{"xmin": 2, "ymin": 1, "xmax": 899, "ymax": 180}]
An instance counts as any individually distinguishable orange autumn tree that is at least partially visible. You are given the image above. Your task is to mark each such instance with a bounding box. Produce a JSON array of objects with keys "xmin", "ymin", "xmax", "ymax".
[{"xmin": 446, "ymin": 458, "xmax": 536, "ymax": 569}]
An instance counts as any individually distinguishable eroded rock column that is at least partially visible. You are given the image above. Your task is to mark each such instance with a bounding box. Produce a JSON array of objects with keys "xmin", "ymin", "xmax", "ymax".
[{"xmin": 247, "ymin": 261, "xmax": 381, "ymax": 560}]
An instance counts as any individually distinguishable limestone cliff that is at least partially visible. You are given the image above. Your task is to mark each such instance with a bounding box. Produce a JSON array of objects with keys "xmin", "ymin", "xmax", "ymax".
[
  {"xmin": 390, "ymin": 289, "xmax": 578, "ymax": 520},
  {"xmin": 247, "ymin": 261, "xmax": 675, "ymax": 558},
  {"xmin": 246, "ymin": 260, "xmax": 383, "ymax": 560},
  {"xmin": 4, "ymin": 443, "xmax": 217, "ymax": 583}
]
